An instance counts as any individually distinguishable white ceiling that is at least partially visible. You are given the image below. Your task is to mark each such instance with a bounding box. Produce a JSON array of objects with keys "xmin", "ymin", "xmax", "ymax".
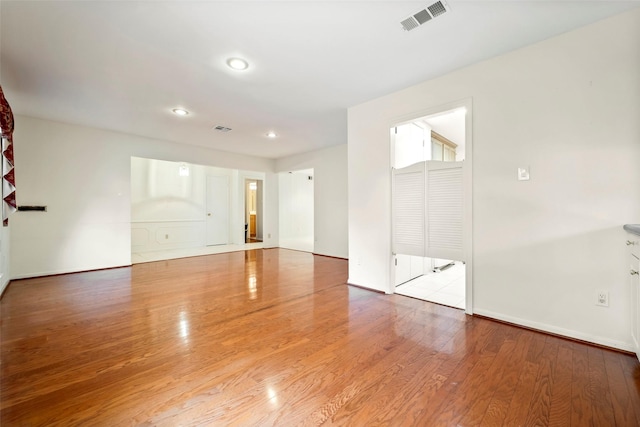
[{"xmin": 1, "ymin": 1, "xmax": 638, "ymax": 159}]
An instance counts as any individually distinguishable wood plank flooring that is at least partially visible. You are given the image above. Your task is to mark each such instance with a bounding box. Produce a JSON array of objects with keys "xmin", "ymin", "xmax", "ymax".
[{"xmin": 1, "ymin": 249, "xmax": 639, "ymax": 426}]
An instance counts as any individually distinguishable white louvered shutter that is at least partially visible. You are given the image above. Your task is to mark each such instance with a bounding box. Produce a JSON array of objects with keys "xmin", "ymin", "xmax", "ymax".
[
  {"xmin": 426, "ymin": 161, "xmax": 463, "ymax": 261},
  {"xmin": 392, "ymin": 162, "xmax": 426, "ymax": 257}
]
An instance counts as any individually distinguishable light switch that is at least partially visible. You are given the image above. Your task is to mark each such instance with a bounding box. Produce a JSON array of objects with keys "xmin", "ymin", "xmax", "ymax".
[{"xmin": 518, "ymin": 167, "xmax": 530, "ymax": 181}]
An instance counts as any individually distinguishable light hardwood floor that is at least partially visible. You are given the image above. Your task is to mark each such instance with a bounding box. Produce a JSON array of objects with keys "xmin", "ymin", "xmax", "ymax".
[{"xmin": 1, "ymin": 249, "xmax": 639, "ymax": 426}]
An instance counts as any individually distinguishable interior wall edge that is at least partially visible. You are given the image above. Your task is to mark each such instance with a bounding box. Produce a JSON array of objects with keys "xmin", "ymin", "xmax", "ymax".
[{"xmin": 0, "ymin": 278, "xmax": 10, "ymax": 298}]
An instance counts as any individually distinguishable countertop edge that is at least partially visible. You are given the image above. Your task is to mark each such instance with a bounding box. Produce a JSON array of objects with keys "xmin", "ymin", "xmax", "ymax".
[{"xmin": 624, "ymin": 224, "xmax": 640, "ymax": 236}]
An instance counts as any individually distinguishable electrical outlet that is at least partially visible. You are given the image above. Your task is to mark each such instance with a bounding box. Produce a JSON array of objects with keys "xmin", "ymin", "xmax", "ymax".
[{"xmin": 596, "ymin": 291, "xmax": 609, "ymax": 307}]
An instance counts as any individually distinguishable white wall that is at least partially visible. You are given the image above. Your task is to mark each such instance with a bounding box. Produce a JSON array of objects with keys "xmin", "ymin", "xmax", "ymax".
[
  {"xmin": 11, "ymin": 115, "xmax": 276, "ymax": 278},
  {"xmin": 132, "ymin": 158, "xmax": 211, "ymax": 222},
  {"xmin": 263, "ymin": 172, "xmax": 279, "ymax": 249},
  {"xmin": 348, "ymin": 9, "xmax": 640, "ymax": 351},
  {"xmin": 277, "ymin": 144, "xmax": 348, "ymax": 259},
  {"xmin": 279, "ymin": 169, "xmax": 314, "ymax": 252},
  {"xmin": 131, "ymin": 157, "xmax": 247, "ymax": 253}
]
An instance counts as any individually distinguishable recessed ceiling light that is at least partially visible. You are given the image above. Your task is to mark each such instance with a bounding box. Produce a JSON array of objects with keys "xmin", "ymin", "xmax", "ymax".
[
  {"xmin": 172, "ymin": 108, "xmax": 189, "ymax": 116},
  {"xmin": 226, "ymin": 57, "xmax": 249, "ymax": 71},
  {"xmin": 266, "ymin": 131, "xmax": 277, "ymax": 138}
]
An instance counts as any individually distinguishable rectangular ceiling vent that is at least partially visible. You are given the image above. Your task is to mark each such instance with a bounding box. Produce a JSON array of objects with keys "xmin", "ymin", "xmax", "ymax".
[
  {"xmin": 428, "ymin": 1, "xmax": 448, "ymax": 18},
  {"xmin": 400, "ymin": 1, "xmax": 450, "ymax": 32},
  {"xmin": 213, "ymin": 125, "xmax": 232, "ymax": 132}
]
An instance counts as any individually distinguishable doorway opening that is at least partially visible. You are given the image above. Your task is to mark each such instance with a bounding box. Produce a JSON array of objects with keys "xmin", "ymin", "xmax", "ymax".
[
  {"xmin": 245, "ymin": 179, "xmax": 263, "ymax": 243},
  {"xmin": 390, "ymin": 102, "xmax": 472, "ymax": 312}
]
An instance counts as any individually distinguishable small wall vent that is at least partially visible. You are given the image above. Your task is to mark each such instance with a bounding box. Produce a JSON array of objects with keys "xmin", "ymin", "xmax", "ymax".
[
  {"xmin": 17, "ymin": 205, "xmax": 47, "ymax": 212},
  {"xmin": 400, "ymin": 1, "xmax": 450, "ymax": 32},
  {"xmin": 213, "ymin": 125, "xmax": 232, "ymax": 132}
]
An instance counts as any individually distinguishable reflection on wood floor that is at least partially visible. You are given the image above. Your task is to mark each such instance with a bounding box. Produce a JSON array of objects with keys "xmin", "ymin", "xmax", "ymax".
[{"xmin": 1, "ymin": 249, "xmax": 639, "ymax": 425}]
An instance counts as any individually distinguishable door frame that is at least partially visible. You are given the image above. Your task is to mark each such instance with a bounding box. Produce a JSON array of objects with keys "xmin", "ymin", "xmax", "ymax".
[
  {"xmin": 388, "ymin": 98, "xmax": 473, "ymax": 314},
  {"xmin": 244, "ymin": 178, "xmax": 264, "ymax": 242},
  {"xmin": 240, "ymin": 173, "xmax": 265, "ymax": 244}
]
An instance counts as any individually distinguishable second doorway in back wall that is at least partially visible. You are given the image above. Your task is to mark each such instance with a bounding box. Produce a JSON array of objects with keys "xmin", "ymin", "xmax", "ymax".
[{"xmin": 245, "ymin": 178, "xmax": 263, "ymax": 243}]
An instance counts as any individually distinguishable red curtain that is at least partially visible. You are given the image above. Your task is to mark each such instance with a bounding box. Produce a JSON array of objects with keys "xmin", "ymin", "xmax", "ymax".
[{"xmin": 0, "ymin": 85, "xmax": 16, "ymax": 226}]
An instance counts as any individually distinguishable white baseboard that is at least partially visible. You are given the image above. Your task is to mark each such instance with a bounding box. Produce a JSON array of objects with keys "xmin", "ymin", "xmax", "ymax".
[
  {"xmin": 347, "ymin": 279, "xmax": 389, "ymax": 294},
  {"xmin": 11, "ymin": 264, "xmax": 131, "ymax": 280},
  {"xmin": 473, "ymin": 308, "xmax": 634, "ymax": 353}
]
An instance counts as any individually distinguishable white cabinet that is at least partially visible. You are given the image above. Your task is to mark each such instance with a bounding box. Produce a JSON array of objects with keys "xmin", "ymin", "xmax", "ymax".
[{"xmin": 627, "ymin": 232, "xmax": 640, "ymax": 361}]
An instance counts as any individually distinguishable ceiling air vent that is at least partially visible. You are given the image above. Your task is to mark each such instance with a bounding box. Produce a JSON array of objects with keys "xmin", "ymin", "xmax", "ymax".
[
  {"xmin": 213, "ymin": 125, "xmax": 232, "ymax": 132},
  {"xmin": 400, "ymin": 1, "xmax": 450, "ymax": 32},
  {"xmin": 413, "ymin": 9, "xmax": 432, "ymax": 25},
  {"xmin": 428, "ymin": 1, "xmax": 447, "ymax": 18},
  {"xmin": 400, "ymin": 16, "xmax": 420, "ymax": 32}
]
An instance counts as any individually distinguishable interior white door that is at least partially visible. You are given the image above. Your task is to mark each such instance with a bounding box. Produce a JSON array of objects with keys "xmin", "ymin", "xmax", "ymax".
[
  {"xmin": 392, "ymin": 162, "xmax": 426, "ymax": 257},
  {"xmin": 394, "ymin": 254, "xmax": 427, "ymax": 286},
  {"xmin": 206, "ymin": 175, "xmax": 229, "ymax": 246},
  {"xmin": 394, "ymin": 254, "xmax": 412, "ymax": 286}
]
